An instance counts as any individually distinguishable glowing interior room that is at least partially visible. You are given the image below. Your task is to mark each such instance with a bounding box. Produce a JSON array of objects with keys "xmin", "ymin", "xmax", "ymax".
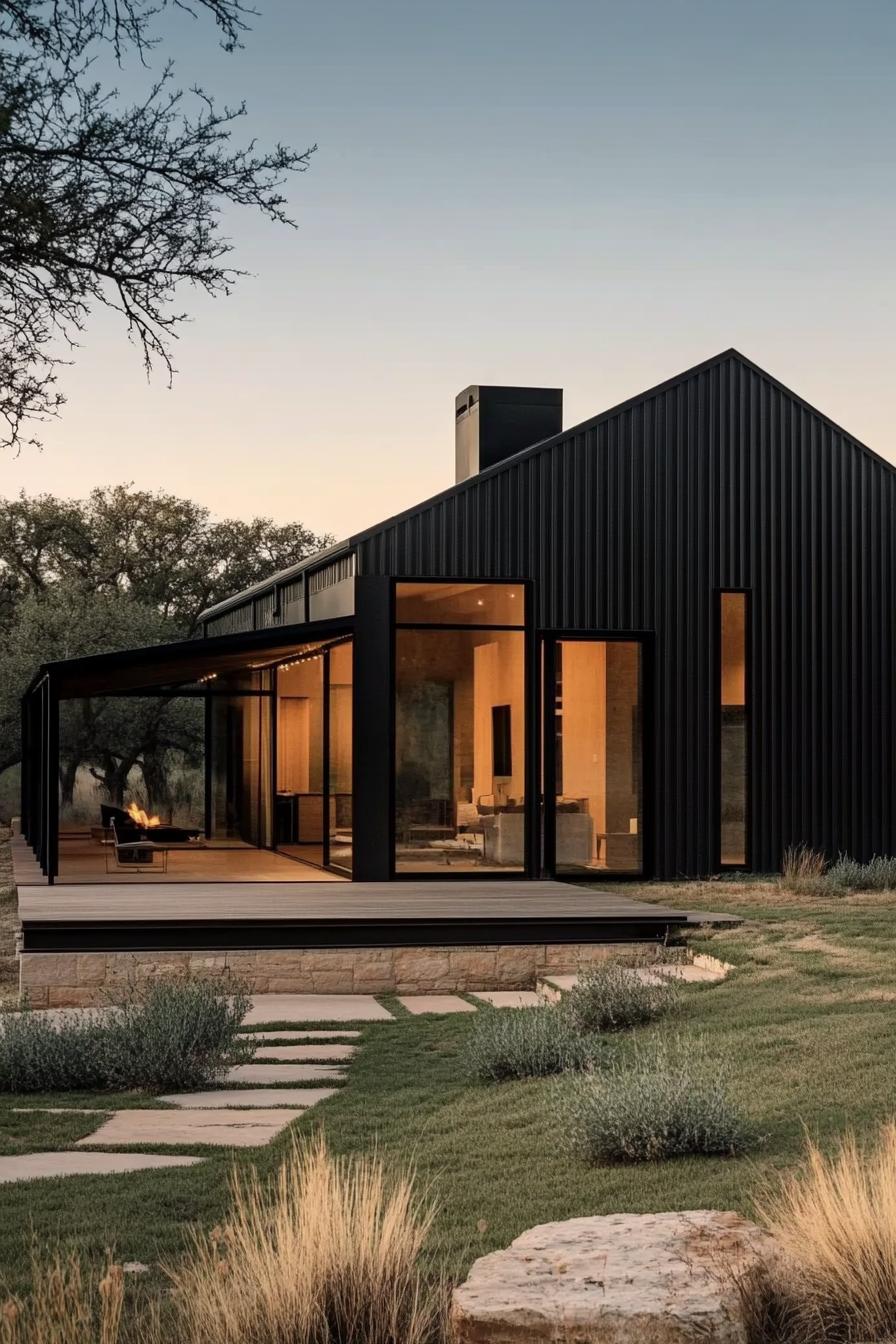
[{"xmin": 21, "ymin": 350, "xmax": 896, "ymax": 884}]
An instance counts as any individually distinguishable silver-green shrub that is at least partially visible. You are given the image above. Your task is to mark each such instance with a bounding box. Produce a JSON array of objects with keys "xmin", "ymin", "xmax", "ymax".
[
  {"xmin": 560, "ymin": 1036, "xmax": 757, "ymax": 1163},
  {"xmin": 0, "ymin": 1010, "xmax": 108, "ymax": 1091},
  {"xmin": 0, "ymin": 978, "xmax": 254, "ymax": 1093},
  {"xmin": 103, "ymin": 977, "xmax": 254, "ymax": 1091},
  {"xmin": 465, "ymin": 1004, "xmax": 600, "ymax": 1082},
  {"xmin": 826, "ymin": 852, "xmax": 896, "ymax": 892},
  {"xmin": 561, "ymin": 962, "xmax": 677, "ymax": 1034}
]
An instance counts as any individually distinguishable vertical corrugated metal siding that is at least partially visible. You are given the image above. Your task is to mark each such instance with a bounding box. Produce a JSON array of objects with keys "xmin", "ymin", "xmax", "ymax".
[
  {"xmin": 356, "ymin": 353, "xmax": 896, "ymax": 877},
  {"xmin": 204, "ymin": 604, "xmax": 254, "ymax": 637}
]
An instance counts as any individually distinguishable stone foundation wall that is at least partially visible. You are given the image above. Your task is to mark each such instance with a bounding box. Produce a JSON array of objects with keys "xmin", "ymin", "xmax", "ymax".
[{"xmin": 19, "ymin": 942, "xmax": 649, "ymax": 1008}]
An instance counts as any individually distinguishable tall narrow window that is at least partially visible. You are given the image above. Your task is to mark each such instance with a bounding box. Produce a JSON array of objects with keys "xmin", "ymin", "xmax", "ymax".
[{"xmin": 720, "ymin": 593, "xmax": 747, "ymax": 866}]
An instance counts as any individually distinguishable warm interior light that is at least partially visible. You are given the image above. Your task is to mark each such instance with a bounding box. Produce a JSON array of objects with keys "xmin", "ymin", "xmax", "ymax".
[{"xmin": 127, "ymin": 801, "xmax": 161, "ymax": 828}]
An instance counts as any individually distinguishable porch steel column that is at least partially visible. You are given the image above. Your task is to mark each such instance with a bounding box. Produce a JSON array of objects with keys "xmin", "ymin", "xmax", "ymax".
[
  {"xmin": 47, "ymin": 678, "xmax": 59, "ymax": 882},
  {"xmin": 19, "ymin": 698, "xmax": 29, "ymax": 843},
  {"xmin": 203, "ymin": 692, "xmax": 213, "ymax": 839},
  {"xmin": 351, "ymin": 576, "xmax": 393, "ymax": 880}
]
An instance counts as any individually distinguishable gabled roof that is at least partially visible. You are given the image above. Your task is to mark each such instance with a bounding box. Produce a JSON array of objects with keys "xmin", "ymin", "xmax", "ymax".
[{"xmin": 199, "ymin": 347, "xmax": 888, "ymax": 624}]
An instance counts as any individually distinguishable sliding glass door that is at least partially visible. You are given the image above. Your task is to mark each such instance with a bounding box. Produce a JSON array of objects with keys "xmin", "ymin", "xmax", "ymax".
[
  {"xmin": 544, "ymin": 638, "xmax": 643, "ymax": 875},
  {"xmin": 274, "ymin": 639, "xmax": 353, "ymax": 874}
]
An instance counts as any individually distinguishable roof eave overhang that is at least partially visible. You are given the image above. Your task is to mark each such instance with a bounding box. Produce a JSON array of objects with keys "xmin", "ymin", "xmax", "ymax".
[{"xmin": 24, "ymin": 615, "xmax": 354, "ymax": 701}]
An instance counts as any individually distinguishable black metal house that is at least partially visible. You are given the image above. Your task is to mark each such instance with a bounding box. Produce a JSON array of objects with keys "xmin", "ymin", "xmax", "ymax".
[{"xmin": 21, "ymin": 348, "xmax": 896, "ymax": 885}]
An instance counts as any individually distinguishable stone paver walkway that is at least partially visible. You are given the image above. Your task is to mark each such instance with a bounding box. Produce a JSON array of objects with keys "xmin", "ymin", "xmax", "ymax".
[
  {"xmin": 0, "ymin": 997, "xmax": 377, "ymax": 1184},
  {"xmin": 244, "ymin": 994, "xmax": 393, "ymax": 1024},
  {"xmin": 243, "ymin": 1029, "xmax": 361, "ymax": 1041},
  {"xmin": 79, "ymin": 1108, "xmax": 305, "ymax": 1149},
  {"xmin": 225, "ymin": 1062, "xmax": 346, "ymax": 1084},
  {"xmin": 253, "ymin": 1043, "xmax": 357, "ymax": 1061},
  {"xmin": 398, "ymin": 994, "xmax": 477, "ymax": 1015},
  {"xmin": 537, "ymin": 961, "xmax": 730, "ymax": 1000},
  {"xmin": 471, "ymin": 990, "xmax": 543, "ymax": 1008},
  {"xmin": 2, "ymin": 967, "xmax": 729, "ymax": 1183},
  {"xmin": 13, "ymin": 1106, "xmax": 109, "ymax": 1115},
  {"xmin": 0, "ymin": 1152, "xmax": 202, "ymax": 1184},
  {"xmin": 160, "ymin": 1086, "xmax": 337, "ymax": 1109}
]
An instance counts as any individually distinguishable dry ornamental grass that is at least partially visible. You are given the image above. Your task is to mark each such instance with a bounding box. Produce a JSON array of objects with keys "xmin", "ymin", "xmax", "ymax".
[
  {"xmin": 757, "ymin": 1124, "xmax": 896, "ymax": 1343},
  {"xmin": 0, "ymin": 1253, "xmax": 124, "ymax": 1344},
  {"xmin": 164, "ymin": 1134, "xmax": 446, "ymax": 1344},
  {"xmin": 1, "ymin": 1138, "xmax": 446, "ymax": 1344},
  {"xmin": 779, "ymin": 844, "xmax": 827, "ymax": 894}
]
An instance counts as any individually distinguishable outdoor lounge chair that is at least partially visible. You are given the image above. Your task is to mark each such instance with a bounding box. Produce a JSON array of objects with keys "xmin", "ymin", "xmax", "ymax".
[{"xmin": 106, "ymin": 818, "xmax": 169, "ymax": 872}]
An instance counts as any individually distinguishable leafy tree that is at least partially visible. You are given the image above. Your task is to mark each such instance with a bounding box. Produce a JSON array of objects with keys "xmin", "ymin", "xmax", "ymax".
[
  {"xmin": 0, "ymin": 484, "xmax": 332, "ymax": 635},
  {"xmin": 0, "ymin": 0, "xmax": 315, "ymax": 450},
  {"xmin": 0, "ymin": 584, "xmax": 179, "ymax": 792},
  {"xmin": 0, "ymin": 488, "xmax": 332, "ymax": 796}
]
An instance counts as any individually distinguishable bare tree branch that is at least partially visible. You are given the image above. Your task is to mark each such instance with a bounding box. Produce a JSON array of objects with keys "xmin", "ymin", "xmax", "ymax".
[{"xmin": 0, "ymin": 0, "xmax": 314, "ymax": 450}]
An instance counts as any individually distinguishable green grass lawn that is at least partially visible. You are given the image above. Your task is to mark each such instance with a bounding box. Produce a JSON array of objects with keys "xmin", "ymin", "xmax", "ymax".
[{"xmin": 1, "ymin": 866, "xmax": 896, "ymax": 1306}]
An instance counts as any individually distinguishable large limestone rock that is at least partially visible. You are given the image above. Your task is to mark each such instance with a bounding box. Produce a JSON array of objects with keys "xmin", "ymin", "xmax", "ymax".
[{"xmin": 452, "ymin": 1210, "xmax": 776, "ymax": 1343}]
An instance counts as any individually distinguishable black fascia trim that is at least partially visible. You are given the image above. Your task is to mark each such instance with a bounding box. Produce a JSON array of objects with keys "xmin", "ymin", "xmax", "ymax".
[
  {"xmin": 21, "ymin": 916, "xmax": 688, "ymax": 953},
  {"xmin": 25, "ymin": 616, "xmax": 354, "ymax": 701}
]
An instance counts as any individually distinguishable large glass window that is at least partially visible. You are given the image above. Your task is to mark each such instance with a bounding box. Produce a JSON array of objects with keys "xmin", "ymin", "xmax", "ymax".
[
  {"xmin": 274, "ymin": 639, "xmax": 353, "ymax": 873},
  {"xmin": 552, "ymin": 640, "xmax": 642, "ymax": 874},
  {"xmin": 275, "ymin": 654, "xmax": 324, "ymax": 858},
  {"xmin": 209, "ymin": 691, "xmax": 272, "ymax": 848},
  {"xmin": 394, "ymin": 582, "xmax": 526, "ymax": 872},
  {"xmin": 395, "ymin": 581, "xmax": 524, "ymax": 626},
  {"xmin": 328, "ymin": 640, "xmax": 353, "ymax": 874},
  {"xmin": 720, "ymin": 592, "xmax": 747, "ymax": 866}
]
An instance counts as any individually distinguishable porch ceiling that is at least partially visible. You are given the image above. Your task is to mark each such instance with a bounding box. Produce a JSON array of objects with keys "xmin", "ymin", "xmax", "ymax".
[{"xmin": 28, "ymin": 617, "xmax": 353, "ymax": 699}]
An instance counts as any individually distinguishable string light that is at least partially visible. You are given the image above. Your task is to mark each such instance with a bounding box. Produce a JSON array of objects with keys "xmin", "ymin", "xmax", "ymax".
[{"xmin": 278, "ymin": 651, "xmax": 325, "ymax": 670}]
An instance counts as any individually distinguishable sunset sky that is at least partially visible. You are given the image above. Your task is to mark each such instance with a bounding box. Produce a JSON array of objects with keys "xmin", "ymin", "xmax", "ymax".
[{"xmin": 3, "ymin": 0, "xmax": 893, "ymax": 543}]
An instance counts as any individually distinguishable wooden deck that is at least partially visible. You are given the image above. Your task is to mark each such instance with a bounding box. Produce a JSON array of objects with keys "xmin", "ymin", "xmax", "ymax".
[
  {"xmin": 16, "ymin": 869, "xmax": 736, "ymax": 954},
  {"xmin": 19, "ymin": 880, "xmax": 692, "ymax": 924}
]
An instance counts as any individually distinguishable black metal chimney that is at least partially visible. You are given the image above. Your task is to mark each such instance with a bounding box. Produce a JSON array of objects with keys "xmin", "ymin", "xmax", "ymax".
[{"xmin": 455, "ymin": 385, "xmax": 563, "ymax": 483}]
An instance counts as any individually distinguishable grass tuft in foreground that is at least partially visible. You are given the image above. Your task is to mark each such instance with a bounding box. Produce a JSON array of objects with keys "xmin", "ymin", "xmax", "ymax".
[
  {"xmin": 0, "ymin": 1138, "xmax": 446, "ymax": 1344},
  {"xmin": 1, "ymin": 1250, "xmax": 126, "ymax": 1344},
  {"xmin": 164, "ymin": 1133, "xmax": 447, "ymax": 1344},
  {"xmin": 0, "ymin": 978, "xmax": 253, "ymax": 1094},
  {"xmin": 560, "ymin": 1036, "xmax": 758, "ymax": 1164},
  {"xmin": 757, "ymin": 1123, "xmax": 896, "ymax": 1343},
  {"xmin": 465, "ymin": 1003, "xmax": 600, "ymax": 1082}
]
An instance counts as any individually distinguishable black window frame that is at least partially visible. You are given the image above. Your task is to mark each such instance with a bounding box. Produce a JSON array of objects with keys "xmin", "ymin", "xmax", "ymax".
[
  {"xmin": 540, "ymin": 630, "xmax": 652, "ymax": 881},
  {"xmin": 390, "ymin": 576, "xmax": 535, "ymax": 881},
  {"xmin": 714, "ymin": 588, "xmax": 751, "ymax": 872}
]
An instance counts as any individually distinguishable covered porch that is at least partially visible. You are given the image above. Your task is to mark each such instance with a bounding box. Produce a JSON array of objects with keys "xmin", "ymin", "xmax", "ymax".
[{"xmin": 19, "ymin": 617, "xmax": 354, "ymax": 884}]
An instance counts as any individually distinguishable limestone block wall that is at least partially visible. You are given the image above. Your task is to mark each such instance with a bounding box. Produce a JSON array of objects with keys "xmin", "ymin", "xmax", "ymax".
[{"xmin": 18, "ymin": 942, "xmax": 650, "ymax": 1008}]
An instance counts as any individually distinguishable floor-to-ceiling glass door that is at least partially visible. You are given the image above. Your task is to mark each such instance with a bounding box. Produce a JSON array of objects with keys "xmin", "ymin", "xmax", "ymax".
[
  {"xmin": 274, "ymin": 638, "xmax": 353, "ymax": 875},
  {"xmin": 544, "ymin": 637, "xmax": 644, "ymax": 876}
]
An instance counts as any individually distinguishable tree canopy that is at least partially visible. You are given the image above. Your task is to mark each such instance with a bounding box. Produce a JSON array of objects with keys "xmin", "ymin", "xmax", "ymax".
[
  {"xmin": 0, "ymin": 484, "xmax": 333, "ymax": 790},
  {"xmin": 0, "ymin": 484, "xmax": 332, "ymax": 635},
  {"xmin": 0, "ymin": 0, "xmax": 314, "ymax": 450}
]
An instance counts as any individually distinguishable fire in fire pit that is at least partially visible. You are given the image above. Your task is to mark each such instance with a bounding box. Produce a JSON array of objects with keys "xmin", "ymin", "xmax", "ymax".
[{"xmin": 126, "ymin": 802, "xmax": 161, "ymax": 829}]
